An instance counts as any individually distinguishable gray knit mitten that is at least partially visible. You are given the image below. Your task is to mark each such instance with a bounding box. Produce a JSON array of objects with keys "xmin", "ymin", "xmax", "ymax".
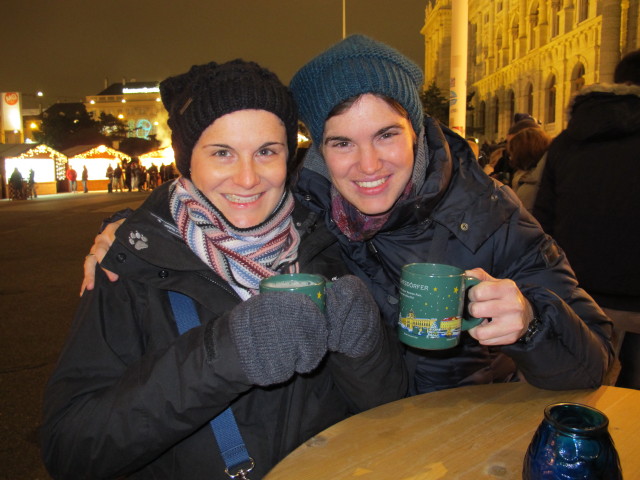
[
  {"xmin": 228, "ymin": 291, "xmax": 328, "ymax": 386},
  {"xmin": 325, "ymin": 275, "xmax": 381, "ymax": 357}
]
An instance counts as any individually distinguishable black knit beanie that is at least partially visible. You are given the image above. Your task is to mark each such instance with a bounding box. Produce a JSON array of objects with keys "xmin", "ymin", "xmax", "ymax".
[{"xmin": 160, "ymin": 59, "xmax": 299, "ymax": 179}]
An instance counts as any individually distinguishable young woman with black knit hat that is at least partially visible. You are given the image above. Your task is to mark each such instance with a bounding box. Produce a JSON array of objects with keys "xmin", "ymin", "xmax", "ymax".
[{"xmin": 40, "ymin": 59, "xmax": 406, "ymax": 479}]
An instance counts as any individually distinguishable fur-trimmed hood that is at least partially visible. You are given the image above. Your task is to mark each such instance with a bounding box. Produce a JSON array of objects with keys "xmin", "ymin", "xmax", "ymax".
[{"xmin": 565, "ymin": 83, "xmax": 640, "ymax": 141}]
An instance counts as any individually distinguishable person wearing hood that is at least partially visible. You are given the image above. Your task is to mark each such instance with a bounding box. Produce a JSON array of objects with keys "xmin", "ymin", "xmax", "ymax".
[{"xmin": 534, "ymin": 49, "xmax": 640, "ymax": 388}]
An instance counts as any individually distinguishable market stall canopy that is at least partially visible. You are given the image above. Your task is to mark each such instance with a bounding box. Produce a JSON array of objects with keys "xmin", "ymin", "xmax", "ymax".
[
  {"xmin": 139, "ymin": 146, "xmax": 175, "ymax": 169},
  {"xmin": 63, "ymin": 144, "xmax": 131, "ymax": 181},
  {"xmin": 1, "ymin": 143, "xmax": 67, "ymax": 183}
]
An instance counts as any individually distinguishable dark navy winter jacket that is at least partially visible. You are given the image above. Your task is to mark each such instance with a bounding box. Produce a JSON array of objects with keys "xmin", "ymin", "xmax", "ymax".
[{"xmin": 295, "ymin": 116, "xmax": 614, "ymax": 394}]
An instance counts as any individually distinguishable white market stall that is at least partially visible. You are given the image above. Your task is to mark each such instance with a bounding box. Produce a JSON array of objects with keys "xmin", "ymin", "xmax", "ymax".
[
  {"xmin": 1, "ymin": 144, "xmax": 67, "ymax": 198},
  {"xmin": 139, "ymin": 146, "xmax": 175, "ymax": 169},
  {"xmin": 64, "ymin": 145, "xmax": 131, "ymax": 191}
]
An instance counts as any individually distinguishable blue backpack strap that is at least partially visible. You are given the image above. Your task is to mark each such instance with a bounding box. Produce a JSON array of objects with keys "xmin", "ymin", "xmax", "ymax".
[{"xmin": 168, "ymin": 291, "xmax": 254, "ymax": 478}]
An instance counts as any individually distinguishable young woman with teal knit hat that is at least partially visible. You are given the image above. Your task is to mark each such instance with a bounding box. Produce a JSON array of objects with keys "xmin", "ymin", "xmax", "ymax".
[
  {"xmin": 41, "ymin": 58, "xmax": 406, "ymax": 479},
  {"xmin": 288, "ymin": 34, "xmax": 613, "ymax": 394},
  {"xmin": 82, "ymin": 35, "xmax": 614, "ymax": 395}
]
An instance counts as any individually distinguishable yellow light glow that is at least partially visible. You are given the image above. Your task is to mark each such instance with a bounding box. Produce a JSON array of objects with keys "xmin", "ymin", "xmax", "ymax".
[
  {"xmin": 8, "ymin": 109, "xmax": 22, "ymax": 130},
  {"xmin": 30, "ymin": 122, "xmax": 38, "ymax": 129},
  {"xmin": 90, "ymin": 100, "xmax": 96, "ymax": 104},
  {"xmin": 118, "ymin": 114, "xmax": 124, "ymax": 119},
  {"xmin": 139, "ymin": 146, "xmax": 175, "ymax": 167},
  {"xmin": 71, "ymin": 145, "xmax": 130, "ymax": 162},
  {"xmin": 121, "ymin": 99, "xmax": 126, "ymax": 103}
]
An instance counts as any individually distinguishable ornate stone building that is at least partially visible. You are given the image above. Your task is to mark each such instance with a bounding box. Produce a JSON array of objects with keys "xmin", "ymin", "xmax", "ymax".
[
  {"xmin": 422, "ymin": 0, "xmax": 640, "ymax": 142},
  {"xmin": 84, "ymin": 81, "xmax": 167, "ymax": 142}
]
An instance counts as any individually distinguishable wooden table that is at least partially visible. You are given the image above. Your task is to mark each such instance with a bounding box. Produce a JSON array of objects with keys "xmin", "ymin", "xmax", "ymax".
[{"xmin": 265, "ymin": 383, "xmax": 640, "ymax": 479}]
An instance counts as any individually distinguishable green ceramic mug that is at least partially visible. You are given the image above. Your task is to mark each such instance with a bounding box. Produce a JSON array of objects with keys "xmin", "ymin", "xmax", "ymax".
[
  {"xmin": 259, "ymin": 273, "xmax": 326, "ymax": 312},
  {"xmin": 398, "ymin": 263, "xmax": 483, "ymax": 350}
]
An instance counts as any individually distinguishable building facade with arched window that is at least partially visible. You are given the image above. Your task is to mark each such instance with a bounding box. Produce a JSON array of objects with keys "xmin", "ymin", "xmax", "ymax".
[{"xmin": 422, "ymin": 0, "xmax": 639, "ymax": 142}]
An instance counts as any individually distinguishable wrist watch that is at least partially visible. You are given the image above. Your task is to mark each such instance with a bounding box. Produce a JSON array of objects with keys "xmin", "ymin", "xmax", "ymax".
[{"xmin": 519, "ymin": 316, "xmax": 541, "ymax": 344}]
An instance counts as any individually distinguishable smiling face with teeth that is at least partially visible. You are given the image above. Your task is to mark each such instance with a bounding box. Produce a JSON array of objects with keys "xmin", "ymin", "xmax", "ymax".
[
  {"xmin": 189, "ymin": 109, "xmax": 288, "ymax": 229},
  {"xmin": 321, "ymin": 94, "xmax": 416, "ymax": 216}
]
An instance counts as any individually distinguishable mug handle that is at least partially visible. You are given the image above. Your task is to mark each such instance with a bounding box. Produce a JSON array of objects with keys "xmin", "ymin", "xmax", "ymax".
[{"xmin": 461, "ymin": 276, "xmax": 483, "ymax": 330}]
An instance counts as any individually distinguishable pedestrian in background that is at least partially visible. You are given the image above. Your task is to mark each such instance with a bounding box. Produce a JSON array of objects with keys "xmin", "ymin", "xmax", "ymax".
[
  {"xmin": 106, "ymin": 164, "xmax": 114, "ymax": 193},
  {"xmin": 534, "ymin": 49, "xmax": 640, "ymax": 389},
  {"xmin": 113, "ymin": 164, "xmax": 123, "ymax": 192},
  {"xmin": 507, "ymin": 126, "xmax": 551, "ymax": 212},
  {"xmin": 9, "ymin": 167, "xmax": 25, "ymax": 200},
  {"xmin": 82, "ymin": 166, "xmax": 89, "ymax": 193},
  {"xmin": 124, "ymin": 160, "xmax": 132, "ymax": 192},
  {"xmin": 28, "ymin": 168, "xmax": 37, "ymax": 199},
  {"xmin": 130, "ymin": 160, "xmax": 140, "ymax": 191},
  {"xmin": 66, "ymin": 166, "xmax": 77, "ymax": 193}
]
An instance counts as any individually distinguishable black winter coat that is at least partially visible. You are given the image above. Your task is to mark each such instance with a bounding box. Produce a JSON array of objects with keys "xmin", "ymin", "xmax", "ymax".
[
  {"xmin": 534, "ymin": 84, "xmax": 640, "ymax": 312},
  {"xmin": 40, "ymin": 183, "xmax": 407, "ymax": 479},
  {"xmin": 295, "ymin": 117, "xmax": 614, "ymax": 394}
]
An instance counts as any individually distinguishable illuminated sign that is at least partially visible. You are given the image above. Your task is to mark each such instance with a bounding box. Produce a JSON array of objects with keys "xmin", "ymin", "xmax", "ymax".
[
  {"xmin": 123, "ymin": 86, "xmax": 160, "ymax": 94},
  {"xmin": 4, "ymin": 92, "xmax": 19, "ymax": 106},
  {"xmin": 2, "ymin": 92, "xmax": 23, "ymax": 132}
]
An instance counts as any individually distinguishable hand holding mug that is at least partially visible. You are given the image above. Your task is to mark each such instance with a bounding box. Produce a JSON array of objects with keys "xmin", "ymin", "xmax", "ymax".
[{"xmin": 464, "ymin": 268, "xmax": 534, "ymax": 346}]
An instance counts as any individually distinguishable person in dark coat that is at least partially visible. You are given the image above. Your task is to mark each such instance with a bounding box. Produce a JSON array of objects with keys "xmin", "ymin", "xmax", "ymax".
[
  {"xmin": 83, "ymin": 36, "xmax": 614, "ymax": 396},
  {"xmin": 287, "ymin": 34, "xmax": 613, "ymax": 394},
  {"xmin": 534, "ymin": 49, "xmax": 640, "ymax": 388},
  {"xmin": 41, "ymin": 59, "xmax": 406, "ymax": 479},
  {"xmin": 113, "ymin": 164, "xmax": 124, "ymax": 192},
  {"xmin": 9, "ymin": 167, "xmax": 24, "ymax": 199},
  {"xmin": 81, "ymin": 166, "xmax": 89, "ymax": 193},
  {"xmin": 105, "ymin": 164, "xmax": 114, "ymax": 193}
]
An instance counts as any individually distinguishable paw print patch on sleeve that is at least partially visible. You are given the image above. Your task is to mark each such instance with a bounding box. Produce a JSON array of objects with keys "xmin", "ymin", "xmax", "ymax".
[{"xmin": 129, "ymin": 231, "xmax": 149, "ymax": 250}]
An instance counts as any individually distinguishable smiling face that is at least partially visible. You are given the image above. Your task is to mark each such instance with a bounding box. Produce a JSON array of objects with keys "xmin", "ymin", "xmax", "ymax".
[
  {"xmin": 321, "ymin": 94, "xmax": 416, "ymax": 215},
  {"xmin": 189, "ymin": 109, "xmax": 288, "ymax": 229}
]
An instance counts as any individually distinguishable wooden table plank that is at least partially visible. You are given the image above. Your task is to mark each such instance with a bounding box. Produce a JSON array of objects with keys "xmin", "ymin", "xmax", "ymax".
[{"xmin": 265, "ymin": 383, "xmax": 639, "ymax": 479}]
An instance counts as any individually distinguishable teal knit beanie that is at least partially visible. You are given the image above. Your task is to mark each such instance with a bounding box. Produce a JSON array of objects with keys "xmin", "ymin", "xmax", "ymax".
[{"xmin": 290, "ymin": 34, "xmax": 424, "ymax": 146}]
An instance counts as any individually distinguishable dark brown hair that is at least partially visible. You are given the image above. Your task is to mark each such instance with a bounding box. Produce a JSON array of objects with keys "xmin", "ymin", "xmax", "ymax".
[{"xmin": 326, "ymin": 93, "xmax": 411, "ymax": 125}]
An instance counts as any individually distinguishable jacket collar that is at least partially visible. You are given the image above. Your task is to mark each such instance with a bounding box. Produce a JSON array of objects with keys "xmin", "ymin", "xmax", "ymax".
[{"xmin": 110, "ymin": 182, "xmax": 210, "ymax": 274}]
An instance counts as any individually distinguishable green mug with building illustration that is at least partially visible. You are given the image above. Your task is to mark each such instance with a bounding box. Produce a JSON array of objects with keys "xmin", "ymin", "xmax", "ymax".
[
  {"xmin": 398, "ymin": 263, "xmax": 483, "ymax": 350},
  {"xmin": 260, "ymin": 273, "xmax": 326, "ymax": 312}
]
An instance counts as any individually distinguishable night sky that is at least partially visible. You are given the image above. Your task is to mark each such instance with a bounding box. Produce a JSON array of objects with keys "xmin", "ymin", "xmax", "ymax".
[{"xmin": 2, "ymin": 0, "xmax": 427, "ymax": 109}]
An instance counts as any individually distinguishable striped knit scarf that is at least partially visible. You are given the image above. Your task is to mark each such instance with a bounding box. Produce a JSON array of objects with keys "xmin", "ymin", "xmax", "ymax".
[{"xmin": 169, "ymin": 177, "xmax": 300, "ymax": 299}]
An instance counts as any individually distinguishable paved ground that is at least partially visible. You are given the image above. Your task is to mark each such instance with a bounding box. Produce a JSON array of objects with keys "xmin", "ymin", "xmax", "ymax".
[{"xmin": 0, "ymin": 190, "xmax": 149, "ymax": 479}]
